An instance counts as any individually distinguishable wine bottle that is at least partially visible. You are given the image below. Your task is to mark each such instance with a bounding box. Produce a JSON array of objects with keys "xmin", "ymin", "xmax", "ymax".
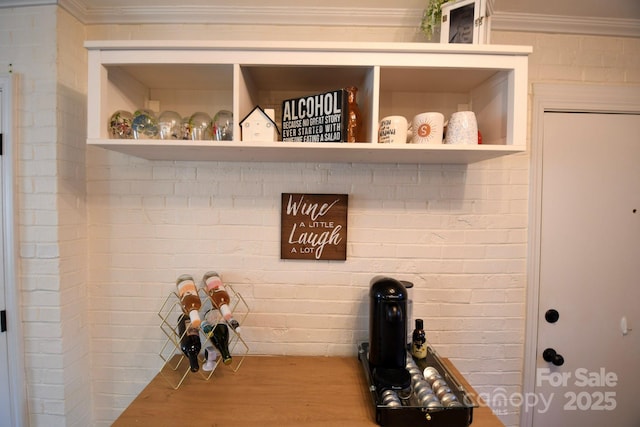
[
  {"xmin": 176, "ymin": 274, "xmax": 201, "ymax": 328},
  {"xmin": 210, "ymin": 323, "xmax": 232, "ymax": 365},
  {"xmin": 202, "ymin": 271, "xmax": 241, "ymax": 333},
  {"xmin": 178, "ymin": 314, "xmax": 201, "ymax": 372},
  {"xmin": 411, "ymin": 318, "xmax": 427, "ymax": 359},
  {"xmin": 202, "ymin": 345, "xmax": 219, "ymax": 372},
  {"xmin": 346, "ymin": 86, "xmax": 363, "ymax": 143}
]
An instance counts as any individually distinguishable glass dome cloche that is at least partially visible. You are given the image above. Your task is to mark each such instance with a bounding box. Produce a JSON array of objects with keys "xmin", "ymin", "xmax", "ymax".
[
  {"xmin": 132, "ymin": 109, "xmax": 159, "ymax": 139},
  {"xmin": 108, "ymin": 110, "xmax": 133, "ymax": 139},
  {"xmin": 213, "ymin": 110, "xmax": 233, "ymax": 141},
  {"xmin": 189, "ymin": 112, "xmax": 213, "ymax": 140},
  {"xmin": 158, "ymin": 110, "xmax": 182, "ymax": 140}
]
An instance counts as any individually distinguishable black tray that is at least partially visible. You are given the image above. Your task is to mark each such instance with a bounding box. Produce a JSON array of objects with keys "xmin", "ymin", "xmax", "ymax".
[{"xmin": 358, "ymin": 342, "xmax": 476, "ymax": 427}]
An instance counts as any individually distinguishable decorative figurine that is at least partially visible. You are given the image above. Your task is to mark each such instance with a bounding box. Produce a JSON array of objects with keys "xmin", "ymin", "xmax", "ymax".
[
  {"xmin": 346, "ymin": 86, "xmax": 363, "ymax": 143},
  {"xmin": 239, "ymin": 106, "xmax": 279, "ymax": 142}
]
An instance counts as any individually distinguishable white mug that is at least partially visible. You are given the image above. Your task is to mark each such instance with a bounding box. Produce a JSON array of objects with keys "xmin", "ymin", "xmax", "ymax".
[
  {"xmin": 378, "ymin": 116, "xmax": 408, "ymax": 144},
  {"xmin": 444, "ymin": 111, "xmax": 478, "ymax": 145},
  {"xmin": 411, "ymin": 112, "xmax": 444, "ymax": 144}
]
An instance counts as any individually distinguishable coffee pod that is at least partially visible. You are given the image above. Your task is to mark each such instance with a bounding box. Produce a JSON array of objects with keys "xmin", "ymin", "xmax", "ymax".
[
  {"xmin": 420, "ymin": 392, "xmax": 440, "ymax": 406},
  {"xmin": 440, "ymin": 392, "xmax": 458, "ymax": 406},
  {"xmin": 382, "ymin": 393, "xmax": 400, "ymax": 405},
  {"xmin": 436, "ymin": 386, "xmax": 453, "ymax": 400},
  {"xmin": 408, "ymin": 366, "xmax": 422, "ymax": 376},
  {"xmin": 431, "ymin": 378, "xmax": 448, "ymax": 391},
  {"xmin": 414, "ymin": 381, "xmax": 432, "ymax": 398},
  {"xmin": 417, "ymin": 386, "xmax": 435, "ymax": 401},
  {"xmin": 423, "ymin": 366, "xmax": 441, "ymax": 382},
  {"xmin": 381, "ymin": 389, "xmax": 397, "ymax": 400},
  {"xmin": 411, "ymin": 372, "xmax": 425, "ymax": 384},
  {"xmin": 425, "ymin": 400, "xmax": 442, "ymax": 408},
  {"xmin": 423, "ymin": 366, "xmax": 439, "ymax": 376}
]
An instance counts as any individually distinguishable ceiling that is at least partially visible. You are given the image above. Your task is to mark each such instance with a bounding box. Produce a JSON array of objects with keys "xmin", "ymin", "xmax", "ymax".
[{"xmin": 0, "ymin": 0, "xmax": 638, "ymax": 37}]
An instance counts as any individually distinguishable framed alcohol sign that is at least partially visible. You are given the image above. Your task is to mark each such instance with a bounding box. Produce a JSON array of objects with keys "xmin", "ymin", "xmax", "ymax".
[{"xmin": 281, "ymin": 193, "xmax": 348, "ymax": 261}]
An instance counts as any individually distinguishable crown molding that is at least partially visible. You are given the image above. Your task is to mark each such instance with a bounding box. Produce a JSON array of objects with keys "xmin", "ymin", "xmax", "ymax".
[
  {"xmin": 0, "ymin": 0, "xmax": 55, "ymax": 6},
  {"xmin": 491, "ymin": 11, "xmax": 640, "ymax": 38},
  {"xmin": 60, "ymin": 2, "xmax": 422, "ymax": 27},
  {"xmin": 1, "ymin": 0, "xmax": 638, "ymax": 38}
]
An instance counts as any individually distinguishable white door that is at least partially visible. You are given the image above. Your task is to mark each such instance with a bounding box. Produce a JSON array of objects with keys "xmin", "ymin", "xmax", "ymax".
[
  {"xmin": 533, "ymin": 112, "xmax": 640, "ymax": 426},
  {"xmin": 0, "ymin": 83, "xmax": 12, "ymax": 426}
]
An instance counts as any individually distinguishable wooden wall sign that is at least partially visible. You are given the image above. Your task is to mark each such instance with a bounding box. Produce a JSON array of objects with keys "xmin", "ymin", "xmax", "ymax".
[{"xmin": 281, "ymin": 193, "xmax": 348, "ymax": 260}]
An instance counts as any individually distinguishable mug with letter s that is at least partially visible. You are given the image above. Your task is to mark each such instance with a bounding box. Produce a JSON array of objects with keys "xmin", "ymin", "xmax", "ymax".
[
  {"xmin": 378, "ymin": 115, "xmax": 408, "ymax": 144},
  {"xmin": 411, "ymin": 112, "xmax": 444, "ymax": 144}
]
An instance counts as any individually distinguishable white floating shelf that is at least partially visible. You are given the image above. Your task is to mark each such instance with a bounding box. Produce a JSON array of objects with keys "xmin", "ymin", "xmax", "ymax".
[{"xmin": 88, "ymin": 139, "xmax": 525, "ymax": 164}]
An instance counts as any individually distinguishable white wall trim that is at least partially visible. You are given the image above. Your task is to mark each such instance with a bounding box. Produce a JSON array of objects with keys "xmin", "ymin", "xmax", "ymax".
[
  {"xmin": 62, "ymin": 2, "xmax": 640, "ymax": 39},
  {"xmin": 2, "ymin": 1, "xmax": 637, "ymax": 38},
  {"xmin": 523, "ymin": 83, "xmax": 640, "ymax": 427},
  {"xmin": 65, "ymin": 3, "xmax": 424, "ymax": 27},
  {"xmin": 492, "ymin": 11, "xmax": 640, "ymax": 38},
  {"xmin": 0, "ymin": 73, "xmax": 29, "ymax": 427}
]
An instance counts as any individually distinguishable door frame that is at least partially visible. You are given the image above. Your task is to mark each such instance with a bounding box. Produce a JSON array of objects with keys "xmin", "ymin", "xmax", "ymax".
[
  {"xmin": 522, "ymin": 83, "xmax": 640, "ymax": 427},
  {"xmin": 0, "ymin": 74, "xmax": 28, "ymax": 426}
]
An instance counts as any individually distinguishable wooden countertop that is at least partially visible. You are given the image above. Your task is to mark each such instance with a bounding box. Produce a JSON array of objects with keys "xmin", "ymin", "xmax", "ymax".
[{"xmin": 114, "ymin": 355, "xmax": 504, "ymax": 427}]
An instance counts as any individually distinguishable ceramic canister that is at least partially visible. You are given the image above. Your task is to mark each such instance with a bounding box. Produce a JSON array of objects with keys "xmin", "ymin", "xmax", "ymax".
[{"xmin": 444, "ymin": 111, "xmax": 478, "ymax": 145}]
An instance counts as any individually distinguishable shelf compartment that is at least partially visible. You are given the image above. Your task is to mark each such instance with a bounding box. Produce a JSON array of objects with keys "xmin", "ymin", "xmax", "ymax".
[
  {"xmin": 91, "ymin": 63, "xmax": 234, "ymax": 139},
  {"xmin": 379, "ymin": 67, "xmax": 514, "ymax": 146},
  {"xmin": 238, "ymin": 65, "xmax": 376, "ymax": 142}
]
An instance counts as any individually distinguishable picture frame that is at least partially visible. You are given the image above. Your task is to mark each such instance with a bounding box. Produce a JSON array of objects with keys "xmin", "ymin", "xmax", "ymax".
[{"xmin": 440, "ymin": 0, "xmax": 490, "ymax": 45}]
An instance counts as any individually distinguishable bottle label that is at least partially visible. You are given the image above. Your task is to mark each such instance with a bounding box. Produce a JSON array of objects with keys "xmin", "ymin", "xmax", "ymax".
[
  {"xmin": 177, "ymin": 278, "xmax": 198, "ymax": 297},
  {"xmin": 211, "ymin": 288, "xmax": 230, "ymax": 307},
  {"xmin": 412, "ymin": 341, "xmax": 427, "ymax": 359},
  {"xmin": 205, "ymin": 274, "xmax": 223, "ymax": 292}
]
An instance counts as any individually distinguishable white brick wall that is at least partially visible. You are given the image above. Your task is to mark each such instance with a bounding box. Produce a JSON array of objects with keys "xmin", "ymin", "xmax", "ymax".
[
  {"xmin": 1, "ymin": 5, "xmax": 91, "ymax": 427},
  {"xmin": 1, "ymin": 5, "xmax": 638, "ymax": 426},
  {"xmin": 56, "ymin": 7, "xmax": 91, "ymax": 427},
  {"xmin": 0, "ymin": 5, "xmax": 64, "ymax": 427},
  {"xmin": 85, "ymin": 148, "xmax": 530, "ymax": 425}
]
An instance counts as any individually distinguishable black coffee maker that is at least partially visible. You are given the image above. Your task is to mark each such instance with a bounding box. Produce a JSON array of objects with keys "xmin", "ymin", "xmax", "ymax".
[{"xmin": 368, "ymin": 276, "xmax": 411, "ymax": 391}]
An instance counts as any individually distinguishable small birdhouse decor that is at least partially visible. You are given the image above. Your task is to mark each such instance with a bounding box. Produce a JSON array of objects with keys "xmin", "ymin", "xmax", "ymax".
[{"xmin": 239, "ymin": 106, "xmax": 279, "ymax": 142}]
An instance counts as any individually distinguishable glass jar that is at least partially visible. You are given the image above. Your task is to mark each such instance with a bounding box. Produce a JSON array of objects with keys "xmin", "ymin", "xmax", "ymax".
[
  {"xmin": 158, "ymin": 110, "xmax": 182, "ymax": 140},
  {"xmin": 212, "ymin": 110, "xmax": 233, "ymax": 141},
  {"xmin": 189, "ymin": 112, "xmax": 213, "ymax": 140},
  {"xmin": 108, "ymin": 110, "xmax": 133, "ymax": 139},
  {"xmin": 132, "ymin": 109, "xmax": 159, "ymax": 139}
]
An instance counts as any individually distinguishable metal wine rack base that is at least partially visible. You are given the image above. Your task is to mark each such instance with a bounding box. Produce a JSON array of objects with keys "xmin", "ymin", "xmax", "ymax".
[{"xmin": 157, "ymin": 283, "xmax": 250, "ymax": 389}]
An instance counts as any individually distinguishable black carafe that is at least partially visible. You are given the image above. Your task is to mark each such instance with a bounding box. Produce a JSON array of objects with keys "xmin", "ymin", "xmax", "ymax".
[{"xmin": 368, "ymin": 276, "xmax": 411, "ymax": 391}]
